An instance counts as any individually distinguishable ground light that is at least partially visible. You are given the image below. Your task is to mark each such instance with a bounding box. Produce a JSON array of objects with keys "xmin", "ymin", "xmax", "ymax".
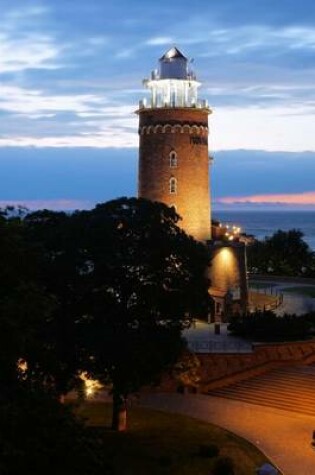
[{"xmin": 80, "ymin": 373, "xmax": 103, "ymax": 399}]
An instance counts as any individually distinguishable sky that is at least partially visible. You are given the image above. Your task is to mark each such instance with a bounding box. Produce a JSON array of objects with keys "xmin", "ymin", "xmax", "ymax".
[{"xmin": 1, "ymin": 0, "xmax": 315, "ymax": 210}]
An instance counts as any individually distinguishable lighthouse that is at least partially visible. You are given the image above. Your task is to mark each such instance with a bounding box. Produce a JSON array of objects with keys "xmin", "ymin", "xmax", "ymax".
[
  {"xmin": 137, "ymin": 47, "xmax": 248, "ymax": 318},
  {"xmin": 137, "ymin": 47, "xmax": 212, "ymax": 242}
]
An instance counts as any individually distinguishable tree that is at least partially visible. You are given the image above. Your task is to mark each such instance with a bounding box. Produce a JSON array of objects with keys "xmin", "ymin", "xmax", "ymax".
[
  {"xmin": 0, "ymin": 385, "xmax": 107, "ymax": 475},
  {"xmin": 23, "ymin": 209, "xmax": 86, "ymax": 396},
  {"xmin": 0, "ymin": 209, "xmax": 107, "ymax": 475},
  {"xmin": 247, "ymin": 229, "xmax": 315, "ymax": 276},
  {"xmin": 73, "ymin": 198, "xmax": 211, "ymax": 430},
  {"xmin": 16, "ymin": 199, "xmax": 211, "ymax": 431},
  {"xmin": 0, "ymin": 207, "xmax": 86, "ymax": 397},
  {"xmin": 0, "ymin": 208, "xmax": 53, "ymax": 388},
  {"xmin": 228, "ymin": 310, "xmax": 311, "ymax": 341}
]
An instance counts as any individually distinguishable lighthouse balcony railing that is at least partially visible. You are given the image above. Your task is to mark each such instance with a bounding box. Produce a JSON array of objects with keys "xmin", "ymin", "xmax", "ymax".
[
  {"xmin": 138, "ymin": 99, "xmax": 209, "ymax": 110},
  {"xmin": 149, "ymin": 71, "xmax": 197, "ymax": 81}
]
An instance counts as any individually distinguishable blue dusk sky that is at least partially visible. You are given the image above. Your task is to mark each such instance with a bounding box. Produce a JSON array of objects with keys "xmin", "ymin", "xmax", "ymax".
[{"xmin": 1, "ymin": 0, "xmax": 315, "ymax": 210}]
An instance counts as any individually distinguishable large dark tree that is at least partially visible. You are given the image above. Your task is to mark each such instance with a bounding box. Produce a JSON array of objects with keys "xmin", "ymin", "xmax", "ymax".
[
  {"xmin": 0, "ymin": 207, "xmax": 54, "ymax": 389},
  {"xmin": 23, "ymin": 209, "xmax": 87, "ymax": 395},
  {"xmin": 74, "ymin": 198, "xmax": 212, "ymax": 430},
  {"xmin": 0, "ymin": 209, "xmax": 107, "ymax": 474},
  {"xmin": 23, "ymin": 198, "xmax": 211, "ymax": 431}
]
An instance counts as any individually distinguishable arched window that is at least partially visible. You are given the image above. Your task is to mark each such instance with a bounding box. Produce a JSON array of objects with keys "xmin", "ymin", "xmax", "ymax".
[
  {"xmin": 169, "ymin": 150, "xmax": 177, "ymax": 168},
  {"xmin": 169, "ymin": 177, "xmax": 177, "ymax": 194}
]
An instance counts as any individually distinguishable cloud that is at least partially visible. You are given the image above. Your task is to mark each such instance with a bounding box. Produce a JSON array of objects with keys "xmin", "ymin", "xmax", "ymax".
[
  {"xmin": 219, "ymin": 191, "xmax": 315, "ymax": 206},
  {"xmin": 0, "ymin": 132, "xmax": 137, "ymax": 148},
  {"xmin": 0, "ymin": 83, "xmax": 140, "ymax": 147},
  {"xmin": 0, "ymin": 4, "xmax": 314, "ymax": 152},
  {"xmin": 0, "ymin": 33, "xmax": 60, "ymax": 73},
  {"xmin": 276, "ymin": 26, "xmax": 315, "ymax": 50},
  {"xmin": 87, "ymin": 36, "xmax": 109, "ymax": 46},
  {"xmin": 0, "ymin": 84, "xmax": 315, "ymax": 151},
  {"xmin": 212, "ymin": 105, "xmax": 315, "ymax": 152},
  {"xmin": 175, "ymin": 24, "xmax": 315, "ymax": 54},
  {"xmin": 1, "ymin": 89, "xmax": 315, "ymax": 150},
  {"xmin": 115, "ymin": 48, "xmax": 137, "ymax": 59},
  {"xmin": 0, "ymin": 79, "xmax": 138, "ymax": 148},
  {"xmin": 4, "ymin": 6, "xmax": 48, "ymax": 23},
  {"xmin": 0, "ymin": 83, "xmax": 138, "ymax": 147},
  {"xmin": 0, "ymin": 6, "xmax": 61, "ymax": 73},
  {"xmin": 0, "ymin": 199, "xmax": 94, "ymax": 211},
  {"xmin": 0, "ymin": 85, "xmax": 107, "ymax": 115},
  {"xmin": 146, "ymin": 36, "xmax": 174, "ymax": 46},
  {"xmin": 206, "ymin": 83, "xmax": 315, "ymax": 106}
]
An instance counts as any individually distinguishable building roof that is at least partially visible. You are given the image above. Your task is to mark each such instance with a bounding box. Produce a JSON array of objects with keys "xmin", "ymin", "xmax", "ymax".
[{"xmin": 159, "ymin": 47, "xmax": 187, "ymax": 61}]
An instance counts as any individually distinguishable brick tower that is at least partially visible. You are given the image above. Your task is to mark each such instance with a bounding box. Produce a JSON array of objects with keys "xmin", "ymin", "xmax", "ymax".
[{"xmin": 137, "ymin": 47, "xmax": 212, "ymax": 242}]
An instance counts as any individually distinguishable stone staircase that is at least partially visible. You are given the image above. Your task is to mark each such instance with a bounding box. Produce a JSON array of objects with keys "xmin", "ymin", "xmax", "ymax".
[{"xmin": 208, "ymin": 365, "xmax": 315, "ymax": 416}]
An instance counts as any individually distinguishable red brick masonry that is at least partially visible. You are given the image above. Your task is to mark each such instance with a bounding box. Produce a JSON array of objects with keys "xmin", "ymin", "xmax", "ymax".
[{"xmin": 138, "ymin": 107, "xmax": 211, "ymax": 241}]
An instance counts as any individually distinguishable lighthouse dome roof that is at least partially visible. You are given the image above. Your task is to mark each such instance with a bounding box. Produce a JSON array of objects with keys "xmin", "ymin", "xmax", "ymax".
[{"xmin": 159, "ymin": 47, "xmax": 189, "ymax": 79}]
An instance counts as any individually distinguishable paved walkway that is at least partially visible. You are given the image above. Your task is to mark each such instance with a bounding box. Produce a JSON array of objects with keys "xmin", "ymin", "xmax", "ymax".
[
  {"xmin": 184, "ymin": 321, "xmax": 253, "ymax": 353},
  {"xmin": 141, "ymin": 393, "xmax": 315, "ymax": 475},
  {"xmin": 249, "ymin": 278, "xmax": 315, "ymax": 315}
]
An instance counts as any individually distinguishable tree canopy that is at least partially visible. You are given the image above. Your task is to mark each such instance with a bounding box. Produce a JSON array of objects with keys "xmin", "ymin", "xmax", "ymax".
[
  {"xmin": 0, "ymin": 208, "xmax": 107, "ymax": 473},
  {"xmin": 247, "ymin": 229, "xmax": 315, "ymax": 276},
  {"xmin": 228, "ymin": 310, "xmax": 312, "ymax": 342},
  {"xmin": 4, "ymin": 198, "xmax": 211, "ymax": 431},
  {"xmin": 69, "ymin": 198, "xmax": 211, "ymax": 429}
]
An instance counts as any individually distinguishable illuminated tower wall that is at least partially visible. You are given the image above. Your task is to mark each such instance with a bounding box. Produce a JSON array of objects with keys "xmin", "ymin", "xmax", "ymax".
[{"xmin": 137, "ymin": 48, "xmax": 212, "ymax": 242}]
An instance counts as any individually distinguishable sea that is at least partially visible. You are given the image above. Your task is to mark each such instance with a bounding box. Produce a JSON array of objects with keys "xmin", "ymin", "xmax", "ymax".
[{"xmin": 212, "ymin": 210, "xmax": 315, "ymax": 251}]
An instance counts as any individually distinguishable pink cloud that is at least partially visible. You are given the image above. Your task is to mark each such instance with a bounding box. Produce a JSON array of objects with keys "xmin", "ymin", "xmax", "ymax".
[
  {"xmin": 218, "ymin": 191, "xmax": 315, "ymax": 205},
  {"xmin": 0, "ymin": 199, "xmax": 94, "ymax": 211}
]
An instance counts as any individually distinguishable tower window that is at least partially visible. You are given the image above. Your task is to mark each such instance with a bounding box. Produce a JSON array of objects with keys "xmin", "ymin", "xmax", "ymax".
[
  {"xmin": 169, "ymin": 151, "xmax": 177, "ymax": 168},
  {"xmin": 169, "ymin": 177, "xmax": 177, "ymax": 194}
]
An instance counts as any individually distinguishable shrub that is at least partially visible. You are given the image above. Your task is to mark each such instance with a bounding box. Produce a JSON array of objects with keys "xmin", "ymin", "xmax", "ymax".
[{"xmin": 228, "ymin": 310, "xmax": 312, "ymax": 342}]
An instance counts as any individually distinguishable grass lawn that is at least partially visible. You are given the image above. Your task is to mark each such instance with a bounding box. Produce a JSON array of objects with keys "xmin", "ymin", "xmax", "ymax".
[
  {"xmin": 281, "ymin": 286, "xmax": 315, "ymax": 298},
  {"xmin": 76, "ymin": 402, "xmax": 268, "ymax": 475}
]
